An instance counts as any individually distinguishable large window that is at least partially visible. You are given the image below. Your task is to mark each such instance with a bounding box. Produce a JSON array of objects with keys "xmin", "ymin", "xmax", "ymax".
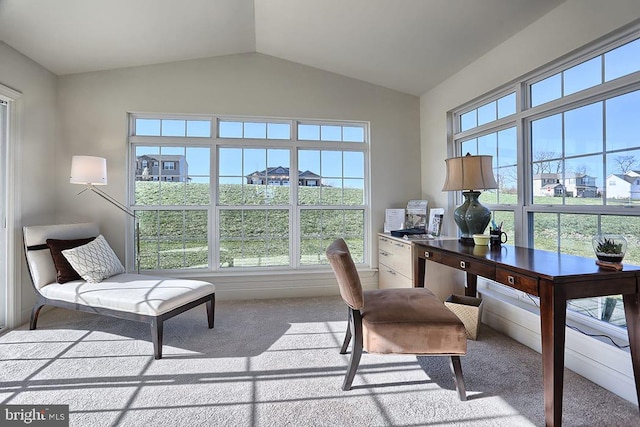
[
  {"xmin": 129, "ymin": 116, "xmax": 368, "ymax": 272},
  {"xmin": 450, "ymin": 26, "xmax": 640, "ymax": 331}
]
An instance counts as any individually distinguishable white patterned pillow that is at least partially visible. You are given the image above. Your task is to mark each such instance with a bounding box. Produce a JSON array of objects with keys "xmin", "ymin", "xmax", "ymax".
[{"xmin": 61, "ymin": 234, "xmax": 125, "ymax": 283}]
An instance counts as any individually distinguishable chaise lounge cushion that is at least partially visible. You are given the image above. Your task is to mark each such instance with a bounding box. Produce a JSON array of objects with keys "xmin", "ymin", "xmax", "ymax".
[
  {"xmin": 61, "ymin": 234, "xmax": 125, "ymax": 283},
  {"xmin": 46, "ymin": 236, "xmax": 96, "ymax": 283},
  {"xmin": 39, "ymin": 273, "xmax": 215, "ymax": 316}
]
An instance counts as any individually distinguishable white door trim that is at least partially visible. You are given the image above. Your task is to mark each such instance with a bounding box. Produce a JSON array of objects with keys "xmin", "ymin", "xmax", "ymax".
[{"xmin": 0, "ymin": 83, "xmax": 23, "ymax": 329}]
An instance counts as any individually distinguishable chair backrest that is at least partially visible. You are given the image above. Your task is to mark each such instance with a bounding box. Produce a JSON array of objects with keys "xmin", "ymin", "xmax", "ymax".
[
  {"xmin": 326, "ymin": 238, "xmax": 364, "ymax": 310},
  {"xmin": 23, "ymin": 222, "xmax": 100, "ymax": 290}
]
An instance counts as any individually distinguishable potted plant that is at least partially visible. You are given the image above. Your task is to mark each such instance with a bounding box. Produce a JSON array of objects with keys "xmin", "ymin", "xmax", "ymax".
[{"xmin": 592, "ymin": 234, "xmax": 627, "ymax": 264}]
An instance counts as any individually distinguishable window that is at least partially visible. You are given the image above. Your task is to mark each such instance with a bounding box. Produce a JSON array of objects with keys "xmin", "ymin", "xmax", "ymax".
[
  {"xmin": 130, "ymin": 115, "xmax": 368, "ymax": 271},
  {"xmin": 450, "ymin": 26, "xmax": 640, "ymax": 332}
]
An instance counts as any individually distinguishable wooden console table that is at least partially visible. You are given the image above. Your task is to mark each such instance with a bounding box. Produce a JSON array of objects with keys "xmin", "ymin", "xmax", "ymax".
[{"xmin": 413, "ymin": 239, "xmax": 640, "ymax": 427}]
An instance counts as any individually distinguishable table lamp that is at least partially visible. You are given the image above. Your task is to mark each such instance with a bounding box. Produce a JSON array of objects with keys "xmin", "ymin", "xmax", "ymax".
[
  {"xmin": 70, "ymin": 155, "xmax": 140, "ymax": 273},
  {"xmin": 442, "ymin": 153, "xmax": 498, "ymax": 244}
]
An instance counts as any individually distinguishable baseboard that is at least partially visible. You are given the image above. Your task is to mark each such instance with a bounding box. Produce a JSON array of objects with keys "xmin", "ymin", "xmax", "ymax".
[{"xmin": 481, "ymin": 291, "xmax": 638, "ymax": 405}]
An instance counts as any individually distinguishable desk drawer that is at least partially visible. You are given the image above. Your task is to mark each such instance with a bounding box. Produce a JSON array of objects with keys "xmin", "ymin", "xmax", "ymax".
[
  {"xmin": 440, "ymin": 252, "xmax": 495, "ymax": 279},
  {"xmin": 496, "ymin": 268, "xmax": 539, "ymax": 295},
  {"xmin": 379, "ymin": 266, "xmax": 413, "ymax": 289}
]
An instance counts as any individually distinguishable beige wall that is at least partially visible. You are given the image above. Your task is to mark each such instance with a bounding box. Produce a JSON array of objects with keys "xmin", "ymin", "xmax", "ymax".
[
  {"xmin": 0, "ymin": 42, "xmax": 58, "ymax": 322},
  {"xmin": 56, "ymin": 52, "xmax": 421, "ymax": 297},
  {"xmin": 420, "ymin": 0, "xmax": 640, "ymax": 232}
]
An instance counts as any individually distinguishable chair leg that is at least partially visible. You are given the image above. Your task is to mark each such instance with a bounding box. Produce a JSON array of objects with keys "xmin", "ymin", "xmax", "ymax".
[
  {"xmin": 342, "ymin": 309, "xmax": 363, "ymax": 391},
  {"xmin": 151, "ymin": 318, "xmax": 164, "ymax": 360},
  {"xmin": 206, "ymin": 294, "xmax": 215, "ymax": 329},
  {"xmin": 30, "ymin": 302, "xmax": 45, "ymax": 330},
  {"xmin": 340, "ymin": 308, "xmax": 352, "ymax": 354},
  {"xmin": 450, "ymin": 355, "xmax": 467, "ymax": 401}
]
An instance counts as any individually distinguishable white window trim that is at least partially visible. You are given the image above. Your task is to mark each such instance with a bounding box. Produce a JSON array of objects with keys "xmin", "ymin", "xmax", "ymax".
[{"xmin": 128, "ymin": 113, "xmax": 370, "ymax": 274}]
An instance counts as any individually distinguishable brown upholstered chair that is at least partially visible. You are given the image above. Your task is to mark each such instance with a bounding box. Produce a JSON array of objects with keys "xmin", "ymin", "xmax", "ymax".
[{"xmin": 326, "ymin": 238, "xmax": 467, "ymax": 400}]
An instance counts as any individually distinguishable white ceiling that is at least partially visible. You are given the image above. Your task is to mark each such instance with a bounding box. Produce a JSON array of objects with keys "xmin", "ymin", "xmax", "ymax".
[{"xmin": 0, "ymin": 0, "xmax": 565, "ymax": 95}]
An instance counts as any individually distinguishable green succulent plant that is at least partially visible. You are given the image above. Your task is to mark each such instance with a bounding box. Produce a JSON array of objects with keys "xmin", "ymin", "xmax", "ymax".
[{"xmin": 596, "ymin": 237, "xmax": 623, "ymax": 254}]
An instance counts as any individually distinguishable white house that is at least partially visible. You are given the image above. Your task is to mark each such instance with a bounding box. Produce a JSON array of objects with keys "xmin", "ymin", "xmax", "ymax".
[{"xmin": 606, "ymin": 171, "xmax": 640, "ymax": 200}]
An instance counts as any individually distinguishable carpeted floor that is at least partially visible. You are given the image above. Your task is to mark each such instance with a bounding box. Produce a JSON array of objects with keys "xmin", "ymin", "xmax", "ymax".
[{"xmin": 0, "ymin": 296, "xmax": 638, "ymax": 426}]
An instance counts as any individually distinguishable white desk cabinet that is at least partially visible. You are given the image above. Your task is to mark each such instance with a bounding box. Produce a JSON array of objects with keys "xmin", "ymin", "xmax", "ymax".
[{"xmin": 378, "ymin": 234, "xmax": 414, "ymax": 289}]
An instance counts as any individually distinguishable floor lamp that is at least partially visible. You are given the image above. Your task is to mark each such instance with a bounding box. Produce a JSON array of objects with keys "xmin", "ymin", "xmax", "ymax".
[
  {"xmin": 69, "ymin": 155, "xmax": 140, "ymax": 273},
  {"xmin": 442, "ymin": 153, "xmax": 498, "ymax": 244}
]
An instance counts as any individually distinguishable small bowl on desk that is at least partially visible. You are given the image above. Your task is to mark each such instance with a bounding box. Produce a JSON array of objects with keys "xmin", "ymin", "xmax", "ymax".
[{"xmin": 473, "ymin": 234, "xmax": 490, "ymax": 246}]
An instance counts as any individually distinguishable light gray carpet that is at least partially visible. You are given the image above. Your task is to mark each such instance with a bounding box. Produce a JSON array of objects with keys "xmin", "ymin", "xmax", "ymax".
[{"xmin": 0, "ymin": 296, "xmax": 638, "ymax": 426}]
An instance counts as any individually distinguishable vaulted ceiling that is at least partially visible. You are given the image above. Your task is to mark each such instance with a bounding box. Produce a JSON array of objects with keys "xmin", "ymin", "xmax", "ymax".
[{"xmin": 0, "ymin": 0, "xmax": 565, "ymax": 95}]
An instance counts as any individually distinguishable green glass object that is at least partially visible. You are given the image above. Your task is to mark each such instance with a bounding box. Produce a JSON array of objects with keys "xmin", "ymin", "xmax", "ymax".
[{"xmin": 454, "ymin": 191, "xmax": 491, "ymax": 243}]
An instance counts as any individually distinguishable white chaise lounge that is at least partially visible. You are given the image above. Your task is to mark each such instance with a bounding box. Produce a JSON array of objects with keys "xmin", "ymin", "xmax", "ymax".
[{"xmin": 23, "ymin": 222, "xmax": 216, "ymax": 359}]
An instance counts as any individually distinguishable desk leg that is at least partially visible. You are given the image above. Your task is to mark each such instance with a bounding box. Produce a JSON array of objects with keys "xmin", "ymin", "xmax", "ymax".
[
  {"xmin": 465, "ymin": 272, "xmax": 477, "ymax": 297},
  {"xmin": 622, "ymin": 293, "xmax": 640, "ymax": 410},
  {"xmin": 540, "ymin": 283, "xmax": 566, "ymax": 427}
]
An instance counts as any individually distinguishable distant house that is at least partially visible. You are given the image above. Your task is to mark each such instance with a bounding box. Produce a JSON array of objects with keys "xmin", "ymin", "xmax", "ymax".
[
  {"xmin": 532, "ymin": 174, "xmax": 564, "ymax": 197},
  {"xmin": 565, "ymin": 173, "xmax": 598, "ymax": 198},
  {"xmin": 246, "ymin": 166, "xmax": 321, "ymax": 186},
  {"xmin": 606, "ymin": 170, "xmax": 640, "ymax": 200},
  {"xmin": 136, "ymin": 155, "xmax": 188, "ymax": 181},
  {"xmin": 532, "ymin": 173, "xmax": 597, "ymax": 197}
]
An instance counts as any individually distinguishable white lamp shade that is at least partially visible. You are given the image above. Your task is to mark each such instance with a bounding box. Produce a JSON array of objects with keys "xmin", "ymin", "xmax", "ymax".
[
  {"xmin": 442, "ymin": 154, "xmax": 498, "ymax": 191},
  {"xmin": 70, "ymin": 155, "xmax": 108, "ymax": 185}
]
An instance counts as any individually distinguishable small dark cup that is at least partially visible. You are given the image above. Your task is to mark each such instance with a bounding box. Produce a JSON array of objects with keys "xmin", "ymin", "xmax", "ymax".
[{"xmin": 490, "ymin": 229, "xmax": 507, "ymax": 246}]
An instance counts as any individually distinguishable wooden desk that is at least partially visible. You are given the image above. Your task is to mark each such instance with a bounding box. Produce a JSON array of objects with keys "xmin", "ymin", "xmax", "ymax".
[{"xmin": 413, "ymin": 240, "xmax": 640, "ymax": 427}]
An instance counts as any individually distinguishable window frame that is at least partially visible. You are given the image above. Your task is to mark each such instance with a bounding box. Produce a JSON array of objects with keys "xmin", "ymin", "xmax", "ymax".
[{"xmin": 128, "ymin": 114, "xmax": 370, "ymax": 273}]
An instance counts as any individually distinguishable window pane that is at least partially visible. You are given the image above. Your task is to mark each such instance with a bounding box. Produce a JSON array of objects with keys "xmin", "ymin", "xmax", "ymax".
[
  {"xmin": 460, "ymin": 138, "xmax": 477, "ymax": 155},
  {"xmin": 298, "ymin": 124, "xmax": 320, "ymax": 140},
  {"xmin": 563, "ymin": 155, "xmax": 602, "ymax": 204},
  {"xmin": 460, "ymin": 110, "xmax": 477, "ymax": 132},
  {"xmin": 244, "ymin": 122, "xmax": 266, "ymax": 139},
  {"xmin": 219, "ymin": 121, "xmax": 243, "ymax": 138},
  {"xmin": 564, "ymin": 102, "xmax": 603, "ymax": 157},
  {"xmin": 136, "ymin": 119, "xmax": 161, "ymax": 136},
  {"xmin": 605, "ymin": 148, "xmax": 640, "ymax": 205},
  {"xmin": 300, "ymin": 209, "xmax": 364, "ymax": 265},
  {"xmin": 563, "ymin": 57, "xmax": 602, "ymax": 96},
  {"xmin": 298, "ymin": 150, "xmax": 321, "ymax": 205},
  {"xmin": 605, "ymin": 38, "xmax": 640, "ymax": 81},
  {"xmin": 185, "ymin": 147, "xmax": 210, "ymax": 205},
  {"xmin": 343, "ymin": 126, "xmax": 365, "ymax": 142},
  {"xmin": 321, "ymin": 125, "xmax": 341, "ymax": 141},
  {"xmin": 477, "ymin": 101, "xmax": 497, "ymax": 126},
  {"xmin": 219, "ymin": 209, "xmax": 289, "ymax": 267},
  {"xmin": 321, "ymin": 151, "xmax": 342, "ymax": 177},
  {"xmin": 343, "ymin": 151, "xmax": 364, "ymax": 178},
  {"xmin": 138, "ymin": 209, "xmax": 208, "ymax": 270},
  {"xmin": 605, "ymin": 90, "xmax": 640, "ymax": 152},
  {"xmin": 496, "ymin": 128, "xmax": 518, "ymax": 203},
  {"xmin": 497, "ymin": 93, "xmax": 516, "ymax": 118},
  {"xmin": 531, "ymin": 74, "xmax": 561, "ymax": 107},
  {"xmin": 532, "ymin": 114, "xmax": 562, "ymax": 160},
  {"xmin": 186, "ymin": 120, "xmax": 211, "ymax": 137},
  {"xmin": 162, "ymin": 120, "xmax": 186, "ymax": 137},
  {"xmin": 267, "ymin": 123, "xmax": 291, "ymax": 139}
]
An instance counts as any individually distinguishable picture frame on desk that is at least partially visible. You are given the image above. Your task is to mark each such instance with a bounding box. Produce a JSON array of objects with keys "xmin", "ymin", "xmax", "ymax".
[{"xmin": 428, "ymin": 208, "xmax": 445, "ymax": 236}]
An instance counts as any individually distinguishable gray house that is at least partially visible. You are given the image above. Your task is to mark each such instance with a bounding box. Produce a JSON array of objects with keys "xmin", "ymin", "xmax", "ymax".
[
  {"xmin": 136, "ymin": 155, "xmax": 188, "ymax": 182},
  {"xmin": 246, "ymin": 166, "xmax": 321, "ymax": 186}
]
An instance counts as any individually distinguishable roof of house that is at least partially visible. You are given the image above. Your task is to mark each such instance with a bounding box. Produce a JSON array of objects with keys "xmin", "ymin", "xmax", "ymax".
[{"xmin": 247, "ymin": 167, "xmax": 320, "ymax": 179}]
